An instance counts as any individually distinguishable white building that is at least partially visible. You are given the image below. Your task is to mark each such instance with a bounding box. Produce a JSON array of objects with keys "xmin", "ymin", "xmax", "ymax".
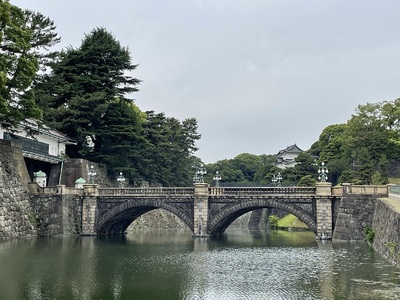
[
  {"xmin": 0, "ymin": 120, "xmax": 76, "ymax": 185},
  {"xmin": 275, "ymin": 144, "xmax": 303, "ymax": 169}
]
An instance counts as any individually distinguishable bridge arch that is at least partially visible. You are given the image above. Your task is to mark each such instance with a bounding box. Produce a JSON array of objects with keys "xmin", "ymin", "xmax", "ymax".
[
  {"xmin": 208, "ymin": 198, "xmax": 316, "ymax": 236},
  {"xmin": 95, "ymin": 199, "xmax": 194, "ymax": 234}
]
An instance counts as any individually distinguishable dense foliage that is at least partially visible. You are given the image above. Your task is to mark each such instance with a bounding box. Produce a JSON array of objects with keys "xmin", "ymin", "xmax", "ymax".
[
  {"xmin": 0, "ymin": 0, "xmax": 59, "ymax": 130},
  {"xmin": 33, "ymin": 27, "xmax": 201, "ymax": 186},
  {"xmin": 206, "ymin": 100, "xmax": 400, "ymax": 187}
]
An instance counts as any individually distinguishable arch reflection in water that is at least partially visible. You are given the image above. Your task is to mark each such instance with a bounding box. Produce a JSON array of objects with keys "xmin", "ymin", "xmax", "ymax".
[{"xmin": 0, "ymin": 229, "xmax": 399, "ymax": 299}]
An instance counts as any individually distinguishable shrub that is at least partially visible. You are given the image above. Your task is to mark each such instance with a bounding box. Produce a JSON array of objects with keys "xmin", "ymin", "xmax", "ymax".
[
  {"xmin": 268, "ymin": 215, "xmax": 279, "ymax": 228},
  {"xmin": 386, "ymin": 241, "xmax": 396, "ymax": 256},
  {"xmin": 365, "ymin": 227, "xmax": 375, "ymax": 243}
]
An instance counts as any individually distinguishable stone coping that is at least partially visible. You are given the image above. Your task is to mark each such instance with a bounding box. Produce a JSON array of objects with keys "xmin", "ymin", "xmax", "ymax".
[{"xmin": 381, "ymin": 197, "xmax": 400, "ymax": 213}]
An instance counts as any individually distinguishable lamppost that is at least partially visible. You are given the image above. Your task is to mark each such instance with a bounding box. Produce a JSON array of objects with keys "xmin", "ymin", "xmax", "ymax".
[
  {"xmin": 276, "ymin": 172, "xmax": 282, "ymax": 186},
  {"xmin": 213, "ymin": 171, "xmax": 222, "ymax": 187},
  {"xmin": 193, "ymin": 164, "xmax": 207, "ymax": 184},
  {"xmin": 88, "ymin": 165, "xmax": 96, "ymax": 184},
  {"xmin": 272, "ymin": 174, "xmax": 277, "ymax": 186},
  {"xmin": 117, "ymin": 172, "xmax": 126, "ymax": 187},
  {"xmin": 318, "ymin": 162, "xmax": 329, "ymax": 182},
  {"xmin": 272, "ymin": 172, "xmax": 282, "ymax": 186}
]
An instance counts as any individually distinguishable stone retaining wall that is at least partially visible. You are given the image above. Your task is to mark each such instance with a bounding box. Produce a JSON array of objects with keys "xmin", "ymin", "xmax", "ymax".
[
  {"xmin": 0, "ymin": 140, "xmax": 36, "ymax": 238},
  {"xmin": 332, "ymin": 195, "xmax": 376, "ymax": 241},
  {"xmin": 372, "ymin": 199, "xmax": 400, "ymax": 266},
  {"xmin": 62, "ymin": 158, "xmax": 112, "ymax": 187},
  {"xmin": 30, "ymin": 194, "xmax": 82, "ymax": 236}
]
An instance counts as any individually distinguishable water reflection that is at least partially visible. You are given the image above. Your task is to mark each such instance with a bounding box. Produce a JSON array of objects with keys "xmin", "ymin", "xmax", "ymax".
[{"xmin": 0, "ymin": 229, "xmax": 399, "ymax": 299}]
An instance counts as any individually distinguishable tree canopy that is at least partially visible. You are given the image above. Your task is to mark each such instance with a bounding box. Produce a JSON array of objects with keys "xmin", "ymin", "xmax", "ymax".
[
  {"xmin": 35, "ymin": 27, "xmax": 140, "ymax": 157},
  {"xmin": 34, "ymin": 27, "xmax": 201, "ymax": 186},
  {"xmin": 0, "ymin": 0, "xmax": 59, "ymax": 130}
]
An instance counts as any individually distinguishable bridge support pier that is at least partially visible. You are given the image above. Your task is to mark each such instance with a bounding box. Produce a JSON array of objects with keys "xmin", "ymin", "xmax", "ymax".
[
  {"xmin": 81, "ymin": 184, "xmax": 98, "ymax": 236},
  {"xmin": 193, "ymin": 183, "xmax": 209, "ymax": 237},
  {"xmin": 315, "ymin": 183, "xmax": 333, "ymax": 240}
]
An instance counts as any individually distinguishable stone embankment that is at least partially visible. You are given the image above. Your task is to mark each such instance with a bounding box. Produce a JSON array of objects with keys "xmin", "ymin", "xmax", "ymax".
[
  {"xmin": 332, "ymin": 195, "xmax": 376, "ymax": 241},
  {"xmin": 371, "ymin": 198, "xmax": 400, "ymax": 266},
  {"xmin": 0, "ymin": 140, "xmax": 35, "ymax": 238},
  {"xmin": 30, "ymin": 194, "xmax": 82, "ymax": 236}
]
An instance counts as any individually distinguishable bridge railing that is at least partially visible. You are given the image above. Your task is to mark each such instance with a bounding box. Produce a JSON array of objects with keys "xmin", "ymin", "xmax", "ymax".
[
  {"xmin": 98, "ymin": 187, "xmax": 195, "ymax": 196},
  {"xmin": 347, "ymin": 185, "xmax": 387, "ymax": 195},
  {"xmin": 209, "ymin": 186, "xmax": 316, "ymax": 196},
  {"xmin": 28, "ymin": 183, "xmax": 84, "ymax": 196},
  {"xmin": 388, "ymin": 185, "xmax": 400, "ymax": 198},
  {"xmin": 332, "ymin": 184, "xmax": 388, "ymax": 196}
]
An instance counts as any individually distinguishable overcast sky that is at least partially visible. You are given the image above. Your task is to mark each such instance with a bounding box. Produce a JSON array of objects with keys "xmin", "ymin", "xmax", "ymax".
[{"xmin": 13, "ymin": 0, "xmax": 400, "ymax": 163}]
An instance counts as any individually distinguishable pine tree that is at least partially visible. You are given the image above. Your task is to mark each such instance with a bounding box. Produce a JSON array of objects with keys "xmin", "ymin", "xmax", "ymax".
[{"xmin": 0, "ymin": 1, "xmax": 59, "ymax": 130}]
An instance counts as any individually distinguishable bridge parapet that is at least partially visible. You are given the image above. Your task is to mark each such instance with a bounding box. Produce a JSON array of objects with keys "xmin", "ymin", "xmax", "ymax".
[
  {"xmin": 209, "ymin": 186, "xmax": 316, "ymax": 196},
  {"xmin": 28, "ymin": 182, "xmax": 83, "ymax": 196},
  {"xmin": 333, "ymin": 184, "xmax": 388, "ymax": 196},
  {"xmin": 98, "ymin": 187, "xmax": 195, "ymax": 196},
  {"xmin": 388, "ymin": 184, "xmax": 400, "ymax": 198}
]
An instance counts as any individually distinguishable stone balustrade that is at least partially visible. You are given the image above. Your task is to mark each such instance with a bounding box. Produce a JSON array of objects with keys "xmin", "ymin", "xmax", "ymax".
[
  {"xmin": 98, "ymin": 187, "xmax": 195, "ymax": 196},
  {"xmin": 209, "ymin": 186, "xmax": 316, "ymax": 196},
  {"xmin": 28, "ymin": 183, "xmax": 390, "ymax": 198}
]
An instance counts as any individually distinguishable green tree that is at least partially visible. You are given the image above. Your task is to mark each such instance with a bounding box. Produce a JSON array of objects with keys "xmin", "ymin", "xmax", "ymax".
[
  {"xmin": 231, "ymin": 153, "xmax": 262, "ymax": 182},
  {"xmin": 205, "ymin": 159, "xmax": 247, "ymax": 185},
  {"xmin": 310, "ymin": 124, "xmax": 348, "ymax": 162},
  {"xmin": 281, "ymin": 152, "xmax": 317, "ymax": 185},
  {"xmin": 95, "ymin": 99, "xmax": 146, "ymax": 183},
  {"xmin": 141, "ymin": 111, "xmax": 201, "ymax": 186},
  {"xmin": 345, "ymin": 102, "xmax": 393, "ymax": 183},
  {"xmin": 0, "ymin": 1, "xmax": 59, "ymax": 130},
  {"xmin": 298, "ymin": 175, "xmax": 317, "ymax": 187},
  {"xmin": 35, "ymin": 27, "xmax": 140, "ymax": 158},
  {"xmin": 253, "ymin": 155, "xmax": 280, "ymax": 184}
]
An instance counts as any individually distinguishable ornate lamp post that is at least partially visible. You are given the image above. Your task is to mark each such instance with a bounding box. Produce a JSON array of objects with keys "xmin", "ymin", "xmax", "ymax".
[
  {"xmin": 88, "ymin": 165, "xmax": 97, "ymax": 184},
  {"xmin": 318, "ymin": 162, "xmax": 329, "ymax": 182},
  {"xmin": 276, "ymin": 172, "xmax": 282, "ymax": 186},
  {"xmin": 272, "ymin": 174, "xmax": 277, "ymax": 186},
  {"xmin": 272, "ymin": 172, "xmax": 282, "ymax": 186},
  {"xmin": 117, "ymin": 172, "xmax": 126, "ymax": 187},
  {"xmin": 213, "ymin": 171, "xmax": 222, "ymax": 187},
  {"xmin": 193, "ymin": 164, "xmax": 207, "ymax": 184},
  {"xmin": 192, "ymin": 172, "xmax": 200, "ymax": 184}
]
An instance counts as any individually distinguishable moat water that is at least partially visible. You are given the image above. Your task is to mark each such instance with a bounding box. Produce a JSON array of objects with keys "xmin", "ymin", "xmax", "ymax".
[{"xmin": 0, "ymin": 228, "xmax": 399, "ymax": 300}]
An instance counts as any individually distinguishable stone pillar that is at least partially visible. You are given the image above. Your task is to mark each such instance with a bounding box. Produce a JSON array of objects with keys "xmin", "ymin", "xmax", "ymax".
[
  {"xmin": 57, "ymin": 185, "xmax": 66, "ymax": 194},
  {"xmin": 193, "ymin": 183, "xmax": 209, "ymax": 237},
  {"xmin": 315, "ymin": 182, "xmax": 333, "ymax": 240},
  {"xmin": 81, "ymin": 184, "xmax": 99, "ymax": 236}
]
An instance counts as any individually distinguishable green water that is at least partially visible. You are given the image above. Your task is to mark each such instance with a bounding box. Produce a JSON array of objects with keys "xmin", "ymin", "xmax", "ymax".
[{"xmin": 0, "ymin": 229, "xmax": 399, "ymax": 299}]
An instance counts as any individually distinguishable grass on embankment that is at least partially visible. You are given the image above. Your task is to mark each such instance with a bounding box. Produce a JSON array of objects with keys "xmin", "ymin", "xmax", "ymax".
[
  {"xmin": 277, "ymin": 214, "xmax": 309, "ymax": 230},
  {"xmin": 389, "ymin": 177, "xmax": 400, "ymax": 184}
]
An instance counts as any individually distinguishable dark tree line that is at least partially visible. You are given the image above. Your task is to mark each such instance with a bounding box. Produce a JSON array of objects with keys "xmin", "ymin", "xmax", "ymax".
[
  {"xmin": 1, "ymin": 1, "xmax": 200, "ymax": 186},
  {"xmin": 0, "ymin": 0, "xmax": 59, "ymax": 131},
  {"xmin": 205, "ymin": 100, "xmax": 400, "ymax": 187},
  {"xmin": 32, "ymin": 27, "xmax": 201, "ymax": 186}
]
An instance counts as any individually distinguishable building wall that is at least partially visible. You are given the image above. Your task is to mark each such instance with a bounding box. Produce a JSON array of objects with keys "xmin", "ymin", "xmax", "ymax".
[{"xmin": 0, "ymin": 127, "xmax": 67, "ymax": 157}]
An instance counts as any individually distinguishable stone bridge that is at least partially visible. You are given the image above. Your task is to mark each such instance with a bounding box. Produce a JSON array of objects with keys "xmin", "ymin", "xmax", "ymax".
[{"xmin": 71, "ymin": 182, "xmax": 388, "ymax": 240}]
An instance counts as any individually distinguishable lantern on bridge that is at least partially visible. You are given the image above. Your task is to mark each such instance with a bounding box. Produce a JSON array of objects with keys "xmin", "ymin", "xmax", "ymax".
[
  {"xmin": 33, "ymin": 170, "xmax": 47, "ymax": 187},
  {"xmin": 75, "ymin": 177, "xmax": 86, "ymax": 188}
]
